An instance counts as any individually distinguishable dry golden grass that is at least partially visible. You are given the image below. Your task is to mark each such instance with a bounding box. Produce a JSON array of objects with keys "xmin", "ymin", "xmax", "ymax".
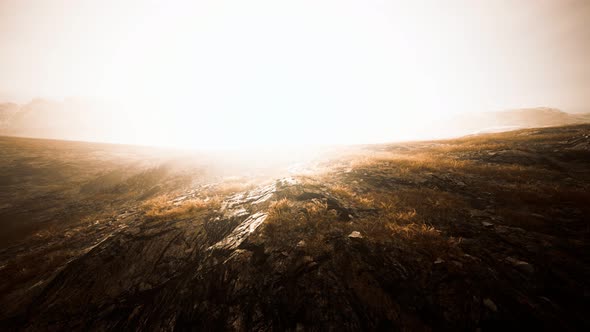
[
  {"xmin": 259, "ymin": 181, "xmax": 465, "ymax": 260},
  {"xmin": 349, "ymin": 153, "xmax": 468, "ymax": 176},
  {"xmin": 338, "ymin": 215, "xmax": 461, "ymax": 263},
  {"xmin": 211, "ymin": 180, "xmax": 257, "ymax": 196},
  {"xmin": 329, "ymin": 184, "xmax": 356, "ymax": 200},
  {"xmin": 349, "ymin": 150, "xmax": 558, "ymax": 184},
  {"xmin": 142, "ymin": 195, "xmax": 222, "ymax": 220},
  {"xmin": 139, "ymin": 177, "xmax": 260, "ymax": 221},
  {"xmin": 430, "ymin": 142, "xmax": 509, "ymax": 154},
  {"xmin": 267, "ymin": 198, "xmax": 297, "ymax": 219},
  {"xmin": 319, "ymin": 126, "xmax": 590, "ymax": 247},
  {"xmin": 261, "ymin": 197, "xmax": 339, "ymax": 257},
  {"xmin": 441, "ymin": 126, "xmax": 576, "ymax": 146},
  {"xmin": 327, "ymin": 183, "xmax": 375, "ymax": 209}
]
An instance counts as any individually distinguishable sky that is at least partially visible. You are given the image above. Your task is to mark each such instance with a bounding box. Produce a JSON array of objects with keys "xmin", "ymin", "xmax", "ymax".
[{"xmin": 0, "ymin": 0, "xmax": 589, "ymax": 148}]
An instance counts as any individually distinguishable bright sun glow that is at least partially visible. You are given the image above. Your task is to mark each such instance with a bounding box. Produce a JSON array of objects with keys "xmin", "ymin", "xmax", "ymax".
[
  {"xmin": 101, "ymin": 0, "xmax": 447, "ymax": 148},
  {"xmin": 1, "ymin": 0, "xmax": 588, "ymax": 149}
]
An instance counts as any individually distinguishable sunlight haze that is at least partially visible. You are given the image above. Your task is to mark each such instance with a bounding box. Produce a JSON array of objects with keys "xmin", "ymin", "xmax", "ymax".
[{"xmin": 0, "ymin": 0, "xmax": 589, "ymax": 148}]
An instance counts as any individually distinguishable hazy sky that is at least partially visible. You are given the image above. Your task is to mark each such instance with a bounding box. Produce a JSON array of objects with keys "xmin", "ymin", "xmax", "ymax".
[{"xmin": 0, "ymin": 0, "xmax": 589, "ymax": 147}]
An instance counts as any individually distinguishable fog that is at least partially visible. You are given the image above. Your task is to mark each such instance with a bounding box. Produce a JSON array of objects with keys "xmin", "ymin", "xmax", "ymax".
[{"xmin": 0, "ymin": 0, "xmax": 589, "ymax": 148}]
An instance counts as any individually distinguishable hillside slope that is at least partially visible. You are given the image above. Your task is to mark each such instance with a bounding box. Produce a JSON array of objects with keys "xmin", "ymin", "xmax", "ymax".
[
  {"xmin": 434, "ymin": 108, "xmax": 590, "ymax": 136},
  {"xmin": 1, "ymin": 125, "xmax": 589, "ymax": 331}
]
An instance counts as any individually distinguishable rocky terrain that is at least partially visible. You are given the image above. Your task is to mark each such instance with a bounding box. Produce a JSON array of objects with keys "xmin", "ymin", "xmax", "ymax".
[{"xmin": 1, "ymin": 125, "xmax": 589, "ymax": 331}]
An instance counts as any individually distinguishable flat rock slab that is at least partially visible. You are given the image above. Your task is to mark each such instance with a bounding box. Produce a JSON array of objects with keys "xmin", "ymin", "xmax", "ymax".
[{"xmin": 210, "ymin": 212, "xmax": 267, "ymax": 251}]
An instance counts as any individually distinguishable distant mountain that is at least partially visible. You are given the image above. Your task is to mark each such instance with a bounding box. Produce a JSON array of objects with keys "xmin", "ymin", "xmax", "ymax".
[
  {"xmin": 0, "ymin": 103, "xmax": 19, "ymax": 130},
  {"xmin": 2, "ymin": 100, "xmax": 589, "ymax": 144},
  {"xmin": 0, "ymin": 98, "xmax": 122, "ymax": 142},
  {"xmin": 434, "ymin": 107, "xmax": 590, "ymax": 137}
]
